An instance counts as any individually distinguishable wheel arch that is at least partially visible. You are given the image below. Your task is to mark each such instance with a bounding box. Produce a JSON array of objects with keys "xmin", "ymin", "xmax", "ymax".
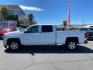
[
  {"xmin": 65, "ymin": 37, "xmax": 79, "ymax": 44},
  {"xmin": 7, "ymin": 38, "xmax": 21, "ymax": 45}
]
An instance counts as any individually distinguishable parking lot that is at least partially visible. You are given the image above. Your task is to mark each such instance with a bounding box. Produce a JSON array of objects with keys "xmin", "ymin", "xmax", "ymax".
[{"xmin": 0, "ymin": 40, "xmax": 93, "ymax": 70}]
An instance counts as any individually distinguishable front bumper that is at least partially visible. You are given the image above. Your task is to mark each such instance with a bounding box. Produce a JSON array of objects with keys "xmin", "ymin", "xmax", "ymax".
[
  {"xmin": 4, "ymin": 45, "xmax": 7, "ymax": 48},
  {"xmin": 0, "ymin": 34, "xmax": 3, "ymax": 39},
  {"xmin": 3, "ymin": 40, "xmax": 7, "ymax": 48},
  {"xmin": 3, "ymin": 35, "xmax": 7, "ymax": 48}
]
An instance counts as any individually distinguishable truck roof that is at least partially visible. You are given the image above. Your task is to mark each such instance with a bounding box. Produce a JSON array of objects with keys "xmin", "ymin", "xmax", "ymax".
[
  {"xmin": 82, "ymin": 25, "xmax": 93, "ymax": 28},
  {"xmin": 35, "ymin": 24, "xmax": 58, "ymax": 26}
]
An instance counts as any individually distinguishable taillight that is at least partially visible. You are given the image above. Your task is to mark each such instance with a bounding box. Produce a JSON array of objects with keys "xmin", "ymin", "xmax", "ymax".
[{"xmin": 85, "ymin": 32, "xmax": 88, "ymax": 38}]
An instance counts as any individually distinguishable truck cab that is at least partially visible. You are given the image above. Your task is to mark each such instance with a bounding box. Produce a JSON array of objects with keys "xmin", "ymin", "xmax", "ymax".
[{"xmin": 22, "ymin": 25, "xmax": 56, "ymax": 45}]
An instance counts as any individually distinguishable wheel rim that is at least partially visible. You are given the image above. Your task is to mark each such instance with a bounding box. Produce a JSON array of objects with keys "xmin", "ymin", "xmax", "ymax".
[
  {"xmin": 10, "ymin": 42, "xmax": 18, "ymax": 50},
  {"xmin": 68, "ymin": 42, "xmax": 76, "ymax": 50}
]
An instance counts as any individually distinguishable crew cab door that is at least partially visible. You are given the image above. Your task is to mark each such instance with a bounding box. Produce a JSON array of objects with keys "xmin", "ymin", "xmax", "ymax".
[
  {"xmin": 39, "ymin": 25, "xmax": 56, "ymax": 45},
  {"xmin": 22, "ymin": 25, "xmax": 40, "ymax": 45}
]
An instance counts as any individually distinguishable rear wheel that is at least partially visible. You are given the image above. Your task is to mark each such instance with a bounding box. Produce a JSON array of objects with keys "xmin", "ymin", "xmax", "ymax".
[
  {"xmin": 8, "ymin": 41, "xmax": 21, "ymax": 51},
  {"xmin": 66, "ymin": 41, "xmax": 77, "ymax": 50}
]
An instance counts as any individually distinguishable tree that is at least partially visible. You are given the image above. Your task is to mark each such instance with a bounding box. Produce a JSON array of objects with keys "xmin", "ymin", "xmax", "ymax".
[
  {"xmin": 63, "ymin": 20, "xmax": 67, "ymax": 28},
  {"xmin": 5, "ymin": 15, "xmax": 18, "ymax": 20},
  {"xmin": 28, "ymin": 14, "xmax": 35, "ymax": 25},
  {"xmin": 1, "ymin": 7, "xmax": 9, "ymax": 18}
]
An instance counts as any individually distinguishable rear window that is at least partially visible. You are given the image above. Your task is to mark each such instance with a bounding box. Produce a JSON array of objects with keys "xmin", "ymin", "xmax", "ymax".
[
  {"xmin": 56, "ymin": 28, "xmax": 78, "ymax": 31},
  {"xmin": 79, "ymin": 28, "xmax": 89, "ymax": 31}
]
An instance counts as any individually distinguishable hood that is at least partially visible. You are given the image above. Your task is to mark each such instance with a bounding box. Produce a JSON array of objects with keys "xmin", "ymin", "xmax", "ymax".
[
  {"xmin": 4, "ymin": 31, "xmax": 23, "ymax": 36},
  {"xmin": 0, "ymin": 30, "xmax": 12, "ymax": 34}
]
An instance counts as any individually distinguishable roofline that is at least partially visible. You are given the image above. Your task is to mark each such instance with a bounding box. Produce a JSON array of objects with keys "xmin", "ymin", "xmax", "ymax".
[
  {"xmin": 35, "ymin": 24, "xmax": 59, "ymax": 26},
  {"xmin": 0, "ymin": 5, "xmax": 26, "ymax": 15}
]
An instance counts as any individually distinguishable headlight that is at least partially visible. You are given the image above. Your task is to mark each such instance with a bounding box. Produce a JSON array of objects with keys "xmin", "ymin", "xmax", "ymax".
[{"xmin": 6, "ymin": 29, "xmax": 10, "ymax": 31}]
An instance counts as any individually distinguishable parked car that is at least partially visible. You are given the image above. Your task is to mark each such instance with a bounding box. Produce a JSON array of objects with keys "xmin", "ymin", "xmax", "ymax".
[
  {"xmin": 3, "ymin": 24, "xmax": 88, "ymax": 51},
  {"xmin": 0, "ymin": 28, "xmax": 17, "ymax": 39},
  {"xmin": 79, "ymin": 28, "xmax": 93, "ymax": 40}
]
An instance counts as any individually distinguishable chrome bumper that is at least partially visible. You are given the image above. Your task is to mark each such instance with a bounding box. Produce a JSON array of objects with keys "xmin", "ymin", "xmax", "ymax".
[{"xmin": 3, "ymin": 36, "xmax": 7, "ymax": 48}]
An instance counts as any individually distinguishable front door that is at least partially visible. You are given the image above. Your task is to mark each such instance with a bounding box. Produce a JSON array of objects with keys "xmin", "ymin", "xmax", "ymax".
[{"xmin": 22, "ymin": 25, "xmax": 40, "ymax": 45}]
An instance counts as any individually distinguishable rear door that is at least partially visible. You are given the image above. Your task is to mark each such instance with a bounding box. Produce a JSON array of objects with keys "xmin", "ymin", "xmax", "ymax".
[{"xmin": 39, "ymin": 25, "xmax": 56, "ymax": 45}]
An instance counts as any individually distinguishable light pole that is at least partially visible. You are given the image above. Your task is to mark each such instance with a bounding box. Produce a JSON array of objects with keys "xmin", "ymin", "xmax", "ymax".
[{"xmin": 67, "ymin": 0, "xmax": 70, "ymax": 27}]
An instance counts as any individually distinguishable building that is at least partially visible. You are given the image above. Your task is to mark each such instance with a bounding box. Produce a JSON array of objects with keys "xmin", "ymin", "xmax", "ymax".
[{"xmin": 0, "ymin": 5, "xmax": 30, "ymax": 26}]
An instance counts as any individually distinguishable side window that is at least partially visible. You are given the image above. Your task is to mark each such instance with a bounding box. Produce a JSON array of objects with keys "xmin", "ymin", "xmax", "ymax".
[
  {"xmin": 80, "ymin": 28, "xmax": 88, "ymax": 31},
  {"xmin": 42, "ymin": 25, "xmax": 53, "ymax": 32},
  {"xmin": 27, "ymin": 26, "xmax": 39, "ymax": 33},
  {"xmin": 56, "ymin": 28, "xmax": 65, "ymax": 31}
]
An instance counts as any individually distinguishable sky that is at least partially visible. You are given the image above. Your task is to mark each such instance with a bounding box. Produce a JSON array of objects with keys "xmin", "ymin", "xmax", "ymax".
[{"xmin": 0, "ymin": 0, "xmax": 93, "ymax": 25}]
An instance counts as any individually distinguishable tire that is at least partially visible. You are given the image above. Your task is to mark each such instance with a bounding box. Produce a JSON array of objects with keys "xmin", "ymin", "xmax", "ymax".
[
  {"xmin": 8, "ymin": 40, "xmax": 21, "ymax": 51},
  {"xmin": 66, "ymin": 41, "xmax": 77, "ymax": 50}
]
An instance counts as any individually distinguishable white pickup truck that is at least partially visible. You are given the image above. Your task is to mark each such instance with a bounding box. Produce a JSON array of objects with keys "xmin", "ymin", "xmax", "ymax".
[{"xmin": 3, "ymin": 24, "xmax": 88, "ymax": 51}]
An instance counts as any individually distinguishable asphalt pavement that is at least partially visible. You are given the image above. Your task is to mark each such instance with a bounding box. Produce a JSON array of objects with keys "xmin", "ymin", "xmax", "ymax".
[{"xmin": 0, "ymin": 40, "xmax": 93, "ymax": 70}]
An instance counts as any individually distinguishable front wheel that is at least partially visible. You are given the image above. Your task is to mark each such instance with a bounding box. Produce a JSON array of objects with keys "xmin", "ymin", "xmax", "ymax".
[
  {"xmin": 8, "ymin": 41, "xmax": 21, "ymax": 51},
  {"xmin": 66, "ymin": 41, "xmax": 77, "ymax": 50}
]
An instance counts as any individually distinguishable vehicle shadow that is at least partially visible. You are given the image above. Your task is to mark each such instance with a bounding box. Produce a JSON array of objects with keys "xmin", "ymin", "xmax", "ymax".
[{"xmin": 4, "ymin": 45, "xmax": 93, "ymax": 55}]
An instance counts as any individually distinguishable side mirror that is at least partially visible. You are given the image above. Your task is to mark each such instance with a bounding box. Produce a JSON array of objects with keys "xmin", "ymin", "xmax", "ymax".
[{"xmin": 24, "ymin": 31, "xmax": 30, "ymax": 33}]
